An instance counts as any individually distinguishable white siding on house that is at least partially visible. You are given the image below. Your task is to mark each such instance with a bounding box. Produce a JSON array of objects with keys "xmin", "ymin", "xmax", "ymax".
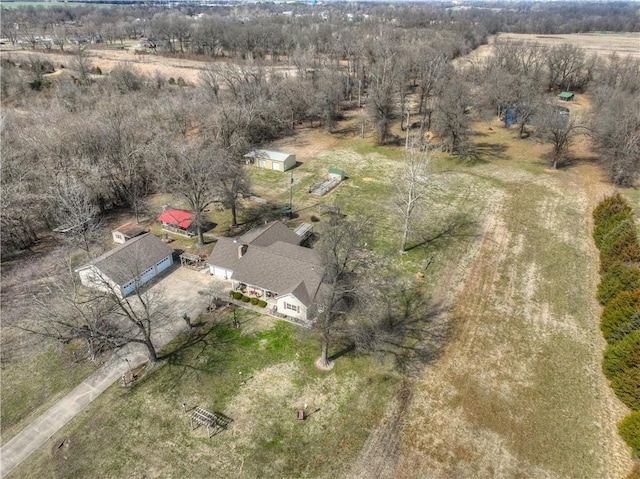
[
  {"xmin": 277, "ymin": 294, "xmax": 307, "ymax": 321},
  {"xmin": 210, "ymin": 265, "xmax": 234, "ymax": 280}
]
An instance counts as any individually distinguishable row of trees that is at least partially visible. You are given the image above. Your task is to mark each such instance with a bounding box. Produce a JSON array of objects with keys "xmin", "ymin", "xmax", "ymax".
[
  {"xmin": 3, "ymin": 1, "xmax": 638, "ymax": 58},
  {"xmin": 592, "ymin": 194, "xmax": 640, "ymax": 458},
  {"xmin": 3, "ymin": 36, "xmax": 638, "ymax": 256}
]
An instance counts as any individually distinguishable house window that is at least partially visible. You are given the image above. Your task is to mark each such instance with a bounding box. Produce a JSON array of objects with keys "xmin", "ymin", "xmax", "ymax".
[{"xmin": 285, "ymin": 302, "xmax": 298, "ymax": 312}]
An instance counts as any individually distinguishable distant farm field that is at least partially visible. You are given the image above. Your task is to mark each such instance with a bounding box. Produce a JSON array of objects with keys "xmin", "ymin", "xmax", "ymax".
[
  {"xmin": 0, "ymin": 1, "xmax": 111, "ymax": 8},
  {"xmin": 497, "ymin": 32, "xmax": 640, "ymax": 59}
]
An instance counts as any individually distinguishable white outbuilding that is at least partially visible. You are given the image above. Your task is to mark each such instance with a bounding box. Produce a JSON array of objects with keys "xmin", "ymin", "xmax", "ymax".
[{"xmin": 243, "ymin": 149, "xmax": 296, "ymax": 172}]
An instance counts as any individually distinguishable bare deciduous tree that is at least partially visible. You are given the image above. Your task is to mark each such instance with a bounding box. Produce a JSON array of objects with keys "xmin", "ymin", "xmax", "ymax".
[
  {"xmin": 160, "ymin": 140, "xmax": 222, "ymax": 247},
  {"xmin": 24, "ymin": 254, "xmax": 167, "ymax": 364},
  {"xmin": 51, "ymin": 178, "xmax": 101, "ymax": 258},
  {"xmin": 396, "ymin": 146, "xmax": 436, "ymax": 254},
  {"xmin": 314, "ymin": 211, "xmax": 373, "ymax": 369}
]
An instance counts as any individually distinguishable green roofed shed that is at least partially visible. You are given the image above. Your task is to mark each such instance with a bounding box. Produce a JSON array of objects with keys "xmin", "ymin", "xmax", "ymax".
[
  {"xmin": 558, "ymin": 92, "xmax": 575, "ymax": 101},
  {"xmin": 328, "ymin": 168, "xmax": 346, "ymax": 180}
]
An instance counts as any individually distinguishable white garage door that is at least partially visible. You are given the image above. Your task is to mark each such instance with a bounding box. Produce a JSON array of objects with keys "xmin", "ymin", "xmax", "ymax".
[
  {"xmin": 122, "ymin": 280, "xmax": 136, "ymax": 296},
  {"xmin": 156, "ymin": 256, "xmax": 172, "ymax": 274},
  {"xmin": 140, "ymin": 266, "xmax": 155, "ymax": 285}
]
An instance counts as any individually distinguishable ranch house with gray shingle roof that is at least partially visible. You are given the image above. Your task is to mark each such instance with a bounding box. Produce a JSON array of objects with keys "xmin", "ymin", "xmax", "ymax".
[
  {"xmin": 206, "ymin": 221, "xmax": 324, "ymax": 322},
  {"xmin": 75, "ymin": 233, "xmax": 174, "ymax": 297}
]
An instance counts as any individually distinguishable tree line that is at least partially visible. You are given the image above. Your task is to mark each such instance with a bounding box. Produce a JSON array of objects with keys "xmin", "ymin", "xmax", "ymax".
[{"xmin": 0, "ymin": 0, "xmax": 640, "ymax": 254}]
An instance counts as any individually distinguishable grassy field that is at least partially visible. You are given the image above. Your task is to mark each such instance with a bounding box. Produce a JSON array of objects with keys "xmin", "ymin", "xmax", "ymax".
[
  {"xmin": 13, "ymin": 310, "xmax": 402, "ymax": 478},
  {"xmin": 1, "ymin": 342, "xmax": 98, "ymax": 446}
]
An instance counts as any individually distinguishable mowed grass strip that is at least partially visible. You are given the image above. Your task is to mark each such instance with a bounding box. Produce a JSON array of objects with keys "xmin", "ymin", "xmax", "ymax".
[
  {"xmin": 443, "ymin": 166, "xmax": 604, "ymax": 475},
  {"xmin": 13, "ymin": 311, "xmax": 400, "ymax": 479}
]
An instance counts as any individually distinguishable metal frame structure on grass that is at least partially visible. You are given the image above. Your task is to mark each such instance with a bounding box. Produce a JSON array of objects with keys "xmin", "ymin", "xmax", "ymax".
[{"xmin": 189, "ymin": 407, "xmax": 233, "ymax": 438}]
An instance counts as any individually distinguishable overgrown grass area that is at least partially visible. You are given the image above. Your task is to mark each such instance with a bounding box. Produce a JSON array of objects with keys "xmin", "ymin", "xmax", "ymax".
[
  {"xmin": 404, "ymin": 130, "xmax": 612, "ymax": 477},
  {"xmin": 13, "ymin": 311, "xmax": 401, "ymax": 478},
  {"xmin": 1, "ymin": 341, "xmax": 98, "ymax": 446}
]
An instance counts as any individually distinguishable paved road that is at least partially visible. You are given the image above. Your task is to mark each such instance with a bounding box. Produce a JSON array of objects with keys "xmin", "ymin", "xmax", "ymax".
[{"xmin": 0, "ymin": 266, "xmax": 221, "ymax": 478}]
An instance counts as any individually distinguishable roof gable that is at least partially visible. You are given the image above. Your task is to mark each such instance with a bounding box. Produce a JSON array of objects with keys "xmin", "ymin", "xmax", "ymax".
[
  {"xmin": 77, "ymin": 233, "xmax": 173, "ymax": 285},
  {"xmin": 240, "ymin": 221, "xmax": 301, "ymax": 247}
]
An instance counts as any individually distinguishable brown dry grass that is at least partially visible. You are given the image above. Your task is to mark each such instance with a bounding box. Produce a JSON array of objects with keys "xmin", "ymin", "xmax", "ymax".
[{"xmin": 496, "ymin": 32, "xmax": 640, "ymax": 59}]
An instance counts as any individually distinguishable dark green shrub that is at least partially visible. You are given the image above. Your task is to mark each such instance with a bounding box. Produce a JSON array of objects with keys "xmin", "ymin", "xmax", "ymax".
[
  {"xmin": 258, "ymin": 300, "xmax": 267, "ymax": 308},
  {"xmin": 601, "ymin": 289, "xmax": 640, "ymax": 343},
  {"xmin": 250, "ymin": 297, "xmax": 259, "ymax": 305},
  {"xmin": 168, "ymin": 77, "xmax": 176, "ymax": 85},
  {"xmin": 241, "ymin": 295, "xmax": 251, "ymax": 303},
  {"xmin": 232, "ymin": 291, "xmax": 242, "ymax": 300},
  {"xmin": 594, "ymin": 212, "xmax": 635, "ymax": 250},
  {"xmin": 593, "ymin": 193, "xmax": 633, "ymax": 226},
  {"xmin": 618, "ymin": 411, "xmax": 640, "ymax": 457},
  {"xmin": 603, "ymin": 330, "xmax": 640, "ymax": 410},
  {"xmin": 598, "ymin": 218, "xmax": 640, "ymax": 272},
  {"xmin": 597, "ymin": 263, "xmax": 640, "ymax": 305}
]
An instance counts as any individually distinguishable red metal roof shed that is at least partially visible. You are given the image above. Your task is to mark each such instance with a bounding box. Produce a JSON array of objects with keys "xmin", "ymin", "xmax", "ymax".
[{"xmin": 157, "ymin": 209, "xmax": 195, "ymax": 229}]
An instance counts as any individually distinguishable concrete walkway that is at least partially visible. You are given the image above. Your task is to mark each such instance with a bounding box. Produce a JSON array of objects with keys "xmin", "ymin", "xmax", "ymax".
[{"xmin": 0, "ymin": 267, "xmax": 219, "ymax": 478}]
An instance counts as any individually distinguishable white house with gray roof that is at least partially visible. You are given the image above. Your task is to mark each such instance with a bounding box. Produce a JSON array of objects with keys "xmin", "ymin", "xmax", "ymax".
[
  {"xmin": 75, "ymin": 233, "xmax": 174, "ymax": 297},
  {"xmin": 243, "ymin": 149, "xmax": 296, "ymax": 172},
  {"xmin": 207, "ymin": 221, "xmax": 324, "ymax": 322}
]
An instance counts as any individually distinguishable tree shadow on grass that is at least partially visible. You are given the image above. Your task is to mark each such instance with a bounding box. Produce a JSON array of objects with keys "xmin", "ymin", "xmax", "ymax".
[
  {"xmin": 155, "ymin": 322, "xmax": 240, "ymax": 385},
  {"xmin": 464, "ymin": 142, "xmax": 509, "ymax": 165},
  {"xmin": 406, "ymin": 210, "xmax": 479, "ymax": 253}
]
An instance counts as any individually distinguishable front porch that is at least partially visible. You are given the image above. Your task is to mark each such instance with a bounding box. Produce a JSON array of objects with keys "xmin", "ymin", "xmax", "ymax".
[{"xmin": 231, "ymin": 281, "xmax": 278, "ymax": 302}]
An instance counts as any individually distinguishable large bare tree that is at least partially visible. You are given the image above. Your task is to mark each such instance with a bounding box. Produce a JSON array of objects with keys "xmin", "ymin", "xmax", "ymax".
[
  {"xmin": 24, "ymin": 254, "xmax": 167, "ymax": 364},
  {"xmin": 314, "ymin": 211, "xmax": 373, "ymax": 369},
  {"xmin": 160, "ymin": 140, "xmax": 223, "ymax": 247}
]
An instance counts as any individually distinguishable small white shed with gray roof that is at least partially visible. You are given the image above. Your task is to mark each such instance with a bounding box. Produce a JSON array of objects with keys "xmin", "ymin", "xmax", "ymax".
[
  {"xmin": 75, "ymin": 233, "xmax": 174, "ymax": 297},
  {"xmin": 244, "ymin": 149, "xmax": 296, "ymax": 172}
]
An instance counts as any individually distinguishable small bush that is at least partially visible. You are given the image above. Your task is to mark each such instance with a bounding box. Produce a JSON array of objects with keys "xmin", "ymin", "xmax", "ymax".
[
  {"xmin": 597, "ymin": 263, "xmax": 640, "ymax": 306},
  {"xmin": 168, "ymin": 77, "xmax": 176, "ymax": 85},
  {"xmin": 593, "ymin": 193, "xmax": 633, "ymax": 226},
  {"xmin": 602, "ymin": 330, "xmax": 640, "ymax": 410},
  {"xmin": 258, "ymin": 300, "xmax": 267, "ymax": 308},
  {"xmin": 177, "ymin": 77, "xmax": 186, "ymax": 86},
  {"xmin": 601, "ymin": 289, "xmax": 640, "ymax": 343},
  {"xmin": 232, "ymin": 292, "xmax": 243, "ymax": 300},
  {"xmin": 241, "ymin": 295, "xmax": 251, "ymax": 303},
  {"xmin": 250, "ymin": 297, "xmax": 259, "ymax": 305},
  {"xmin": 618, "ymin": 411, "xmax": 640, "ymax": 457}
]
